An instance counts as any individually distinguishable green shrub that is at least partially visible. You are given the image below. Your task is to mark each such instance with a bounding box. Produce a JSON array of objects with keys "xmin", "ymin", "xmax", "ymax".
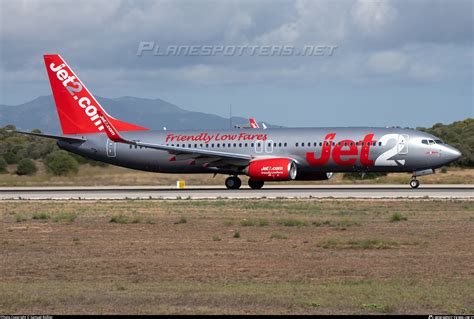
[
  {"xmin": 45, "ymin": 151, "xmax": 79, "ymax": 176},
  {"xmin": 277, "ymin": 218, "xmax": 308, "ymax": 227},
  {"xmin": 258, "ymin": 218, "xmax": 269, "ymax": 226},
  {"xmin": 270, "ymin": 231, "xmax": 287, "ymax": 239},
  {"xmin": 16, "ymin": 158, "xmax": 37, "ymax": 175},
  {"xmin": 53, "ymin": 212, "xmax": 77, "ymax": 223},
  {"xmin": 233, "ymin": 231, "xmax": 241, "ymax": 238},
  {"xmin": 175, "ymin": 216, "xmax": 187, "ymax": 224},
  {"xmin": 131, "ymin": 216, "xmax": 143, "ymax": 224},
  {"xmin": 110, "ymin": 215, "xmax": 129, "ymax": 224},
  {"xmin": 0, "ymin": 156, "xmax": 7, "ymax": 173},
  {"xmin": 390, "ymin": 212, "xmax": 407, "ymax": 222},
  {"xmin": 240, "ymin": 218, "xmax": 256, "ymax": 226},
  {"xmin": 4, "ymin": 152, "xmax": 19, "ymax": 164},
  {"xmin": 15, "ymin": 214, "xmax": 27, "ymax": 223},
  {"xmin": 32, "ymin": 212, "xmax": 50, "ymax": 220}
]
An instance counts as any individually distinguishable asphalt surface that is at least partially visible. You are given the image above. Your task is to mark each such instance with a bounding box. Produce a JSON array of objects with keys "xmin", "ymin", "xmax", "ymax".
[{"xmin": 0, "ymin": 184, "xmax": 472, "ymax": 200}]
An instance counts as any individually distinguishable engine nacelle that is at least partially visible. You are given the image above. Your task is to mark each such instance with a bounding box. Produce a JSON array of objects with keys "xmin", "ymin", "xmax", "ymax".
[
  {"xmin": 295, "ymin": 172, "xmax": 333, "ymax": 181},
  {"xmin": 246, "ymin": 158, "xmax": 297, "ymax": 181}
]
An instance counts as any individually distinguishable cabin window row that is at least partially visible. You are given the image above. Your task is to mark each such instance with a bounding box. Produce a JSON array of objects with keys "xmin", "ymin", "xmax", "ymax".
[
  {"xmin": 295, "ymin": 141, "xmax": 382, "ymax": 147},
  {"xmin": 165, "ymin": 142, "xmax": 289, "ymax": 148}
]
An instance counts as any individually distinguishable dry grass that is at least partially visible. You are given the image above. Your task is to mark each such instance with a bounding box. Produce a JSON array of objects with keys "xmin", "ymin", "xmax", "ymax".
[
  {"xmin": 0, "ymin": 162, "xmax": 472, "ymax": 186},
  {"xmin": 1, "ymin": 199, "xmax": 473, "ymax": 314}
]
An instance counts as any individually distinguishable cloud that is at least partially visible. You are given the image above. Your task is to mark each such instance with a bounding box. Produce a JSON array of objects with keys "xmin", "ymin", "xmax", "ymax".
[
  {"xmin": 351, "ymin": 0, "xmax": 398, "ymax": 36},
  {"xmin": 366, "ymin": 51, "xmax": 408, "ymax": 75},
  {"xmin": 0, "ymin": 0, "xmax": 472, "ymax": 104}
]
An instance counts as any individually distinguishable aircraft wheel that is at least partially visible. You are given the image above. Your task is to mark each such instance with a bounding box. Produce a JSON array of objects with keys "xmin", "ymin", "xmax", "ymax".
[
  {"xmin": 248, "ymin": 179, "xmax": 264, "ymax": 190},
  {"xmin": 410, "ymin": 179, "xmax": 420, "ymax": 189},
  {"xmin": 225, "ymin": 176, "xmax": 241, "ymax": 189}
]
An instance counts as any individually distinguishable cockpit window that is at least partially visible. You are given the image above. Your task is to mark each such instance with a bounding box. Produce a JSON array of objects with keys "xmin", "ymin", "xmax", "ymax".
[
  {"xmin": 435, "ymin": 139, "xmax": 444, "ymax": 144},
  {"xmin": 422, "ymin": 139, "xmax": 428, "ymax": 145},
  {"xmin": 428, "ymin": 139, "xmax": 435, "ymax": 145}
]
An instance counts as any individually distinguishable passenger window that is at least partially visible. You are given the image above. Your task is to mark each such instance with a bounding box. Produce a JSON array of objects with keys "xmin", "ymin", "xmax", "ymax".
[
  {"xmin": 228, "ymin": 143, "xmax": 231, "ymax": 147},
  {"xmin": 194, "ymin": 144, "xmax": 197, "ymax": 148},
  {"xmin": 217, "ymin": 143, "xmax": 220, "ymax": 147},
  {"xmin": 222, "ymin": 144, "xmax": 225, "ymax": 148},
  {"xmin": 251, "ymin": 143, "xmax": 254, "ymax": 147},
  {"xmin": 372, "ymin": 142, "xmax": 376, "ymax": 146},
  {"xmin": 233, "ymin": 143, "xmax": 236, "ymax": 147},
  {"xmin": 378, "ymin": 142, "xmax": 382, "ymax": 146},
  {"xmin": 284, "ymin": 143, "xmax": 287, "ymax": 147},
  {"xmin": 245, "ymin": 143, "xmax": 248, "ymax": 147},
  {"xmin": 239, "ymin": 143, "xmax": 242, "ymax": 147},
  {"xmin": 211, "ymin": 144, "xmax": 214, "ymax": 148},
  {"xmin": 205, "ymin": 144, "xmax": 208, "ymax": 148},
  {"xmin": 274, "ymin": 142, "xmax": 277, "ymax": 147},
  {"xmin": 278, "ymin": 143, "xmax": 282, "ymax": 147},
  {"xmin": 302, "ymin": 142, "xmax": 305, "ymax": 147},
  {"xmin": 296, "ymin": 143, "xmax": 299, "ymax": 147}
]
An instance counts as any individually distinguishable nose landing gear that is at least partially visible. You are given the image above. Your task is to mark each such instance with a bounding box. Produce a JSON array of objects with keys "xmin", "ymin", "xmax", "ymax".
[
  {"xmin": 225, "ymin": 176, "xmax": 242, "ymax": 189},
  {"xmin": 410, "ymin": 177, "xmax": 420, "ymax": 189}
]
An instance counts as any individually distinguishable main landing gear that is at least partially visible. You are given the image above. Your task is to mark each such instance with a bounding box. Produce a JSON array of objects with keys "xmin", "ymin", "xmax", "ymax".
[
  {"xmin": 410, "ymin": 177, "xmax": 420, "ymax": 189},
  {"xmin": 225, "ymin": 176, "xmax": 265, "ymax": 190},
  {"xmin": 248, "ymin": 178, "xmax": 264, "ymax": 190},
  {"xmin": 225, "ymin": 176, "xmax": 241, "ymax": 189}
]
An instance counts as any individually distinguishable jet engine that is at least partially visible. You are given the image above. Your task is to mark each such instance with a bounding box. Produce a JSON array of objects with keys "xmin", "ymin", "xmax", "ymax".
[{"xmin": 246, "ymin": 158, "xmax": 297, "ymax": 181}]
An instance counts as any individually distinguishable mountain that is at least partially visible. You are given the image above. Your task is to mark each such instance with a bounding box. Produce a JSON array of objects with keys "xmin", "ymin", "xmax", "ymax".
[{"xmin": 0, "ymin": 95, "xmax": 274, "ymax": 133}]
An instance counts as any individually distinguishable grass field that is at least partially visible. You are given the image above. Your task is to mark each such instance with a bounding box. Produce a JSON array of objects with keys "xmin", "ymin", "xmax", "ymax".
[
  {"xmin": 1, "ymin": 199, "xmax": 473, "ymax": 314},
  {"xmin": 1, "ymin": 163, "xmax": 473, "ymax": 186}
]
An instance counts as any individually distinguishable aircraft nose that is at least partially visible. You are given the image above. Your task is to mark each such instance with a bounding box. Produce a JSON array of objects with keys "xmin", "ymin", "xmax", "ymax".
[{"xmin": 445, "ymin": 146, "xmax": 462, "ymax": 162}]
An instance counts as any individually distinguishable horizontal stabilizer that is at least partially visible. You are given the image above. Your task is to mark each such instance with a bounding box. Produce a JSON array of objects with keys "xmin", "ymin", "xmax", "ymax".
[{"xmin": 12, "ymin": 130, "xmax": 86, "ymax": 143}]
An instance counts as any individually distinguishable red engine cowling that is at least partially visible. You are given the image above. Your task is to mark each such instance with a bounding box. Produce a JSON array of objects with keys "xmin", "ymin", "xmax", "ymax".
[{"xmin": 247, "ymin": 158, "xmax": 297, "ymax": 181}]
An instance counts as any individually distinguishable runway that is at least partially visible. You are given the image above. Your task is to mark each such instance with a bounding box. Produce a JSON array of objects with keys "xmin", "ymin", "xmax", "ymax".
[{"xmin": 0, "ymin": 184, "xmax": 472, "ymax": 200}]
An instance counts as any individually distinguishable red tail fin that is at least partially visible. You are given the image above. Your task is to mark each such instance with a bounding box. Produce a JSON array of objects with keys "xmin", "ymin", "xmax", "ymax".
[{"xmin": 44, "ymin": 54, "xmax": 148, "ymax": 135}]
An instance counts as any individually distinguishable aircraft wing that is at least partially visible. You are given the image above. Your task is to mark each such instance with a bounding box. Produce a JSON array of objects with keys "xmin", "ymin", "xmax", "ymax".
[{"xmin": 135, "ymin": 140, "xmax": 252, "ymax": 161}]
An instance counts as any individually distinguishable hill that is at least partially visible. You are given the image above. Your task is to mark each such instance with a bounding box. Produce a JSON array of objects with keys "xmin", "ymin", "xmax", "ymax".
[{"xmin": 0, "ymin": 95, "xmax": 268, "ymax": 133}]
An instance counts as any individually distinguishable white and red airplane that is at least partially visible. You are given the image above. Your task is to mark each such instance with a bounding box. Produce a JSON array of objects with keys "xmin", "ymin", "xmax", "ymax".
[{"xmin": 15, "ymin": 54, "xmax": 461, "ymax": 189}]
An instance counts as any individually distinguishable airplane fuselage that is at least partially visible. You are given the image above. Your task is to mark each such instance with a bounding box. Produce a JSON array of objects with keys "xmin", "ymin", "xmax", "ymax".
[{"xmin": 58, "ymin": 126, "xmax": 461, "ymax": 177}]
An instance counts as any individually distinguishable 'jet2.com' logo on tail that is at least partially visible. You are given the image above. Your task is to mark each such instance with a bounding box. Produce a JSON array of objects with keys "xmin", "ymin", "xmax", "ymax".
[{"xmin": 49, "ymin": 62, "xmax": 104, "ymax": 132}]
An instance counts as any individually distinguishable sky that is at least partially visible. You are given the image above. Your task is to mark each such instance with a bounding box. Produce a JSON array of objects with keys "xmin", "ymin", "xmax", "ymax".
[{"xmin": 0, "ymin": 0, "xmax": 473, "ymax": 128}]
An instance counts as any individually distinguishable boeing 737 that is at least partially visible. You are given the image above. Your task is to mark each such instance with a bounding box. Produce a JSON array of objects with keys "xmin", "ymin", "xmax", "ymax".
[{"xmin": 15, "ymin": 54, "xmax": 462, "ymax": 189}]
